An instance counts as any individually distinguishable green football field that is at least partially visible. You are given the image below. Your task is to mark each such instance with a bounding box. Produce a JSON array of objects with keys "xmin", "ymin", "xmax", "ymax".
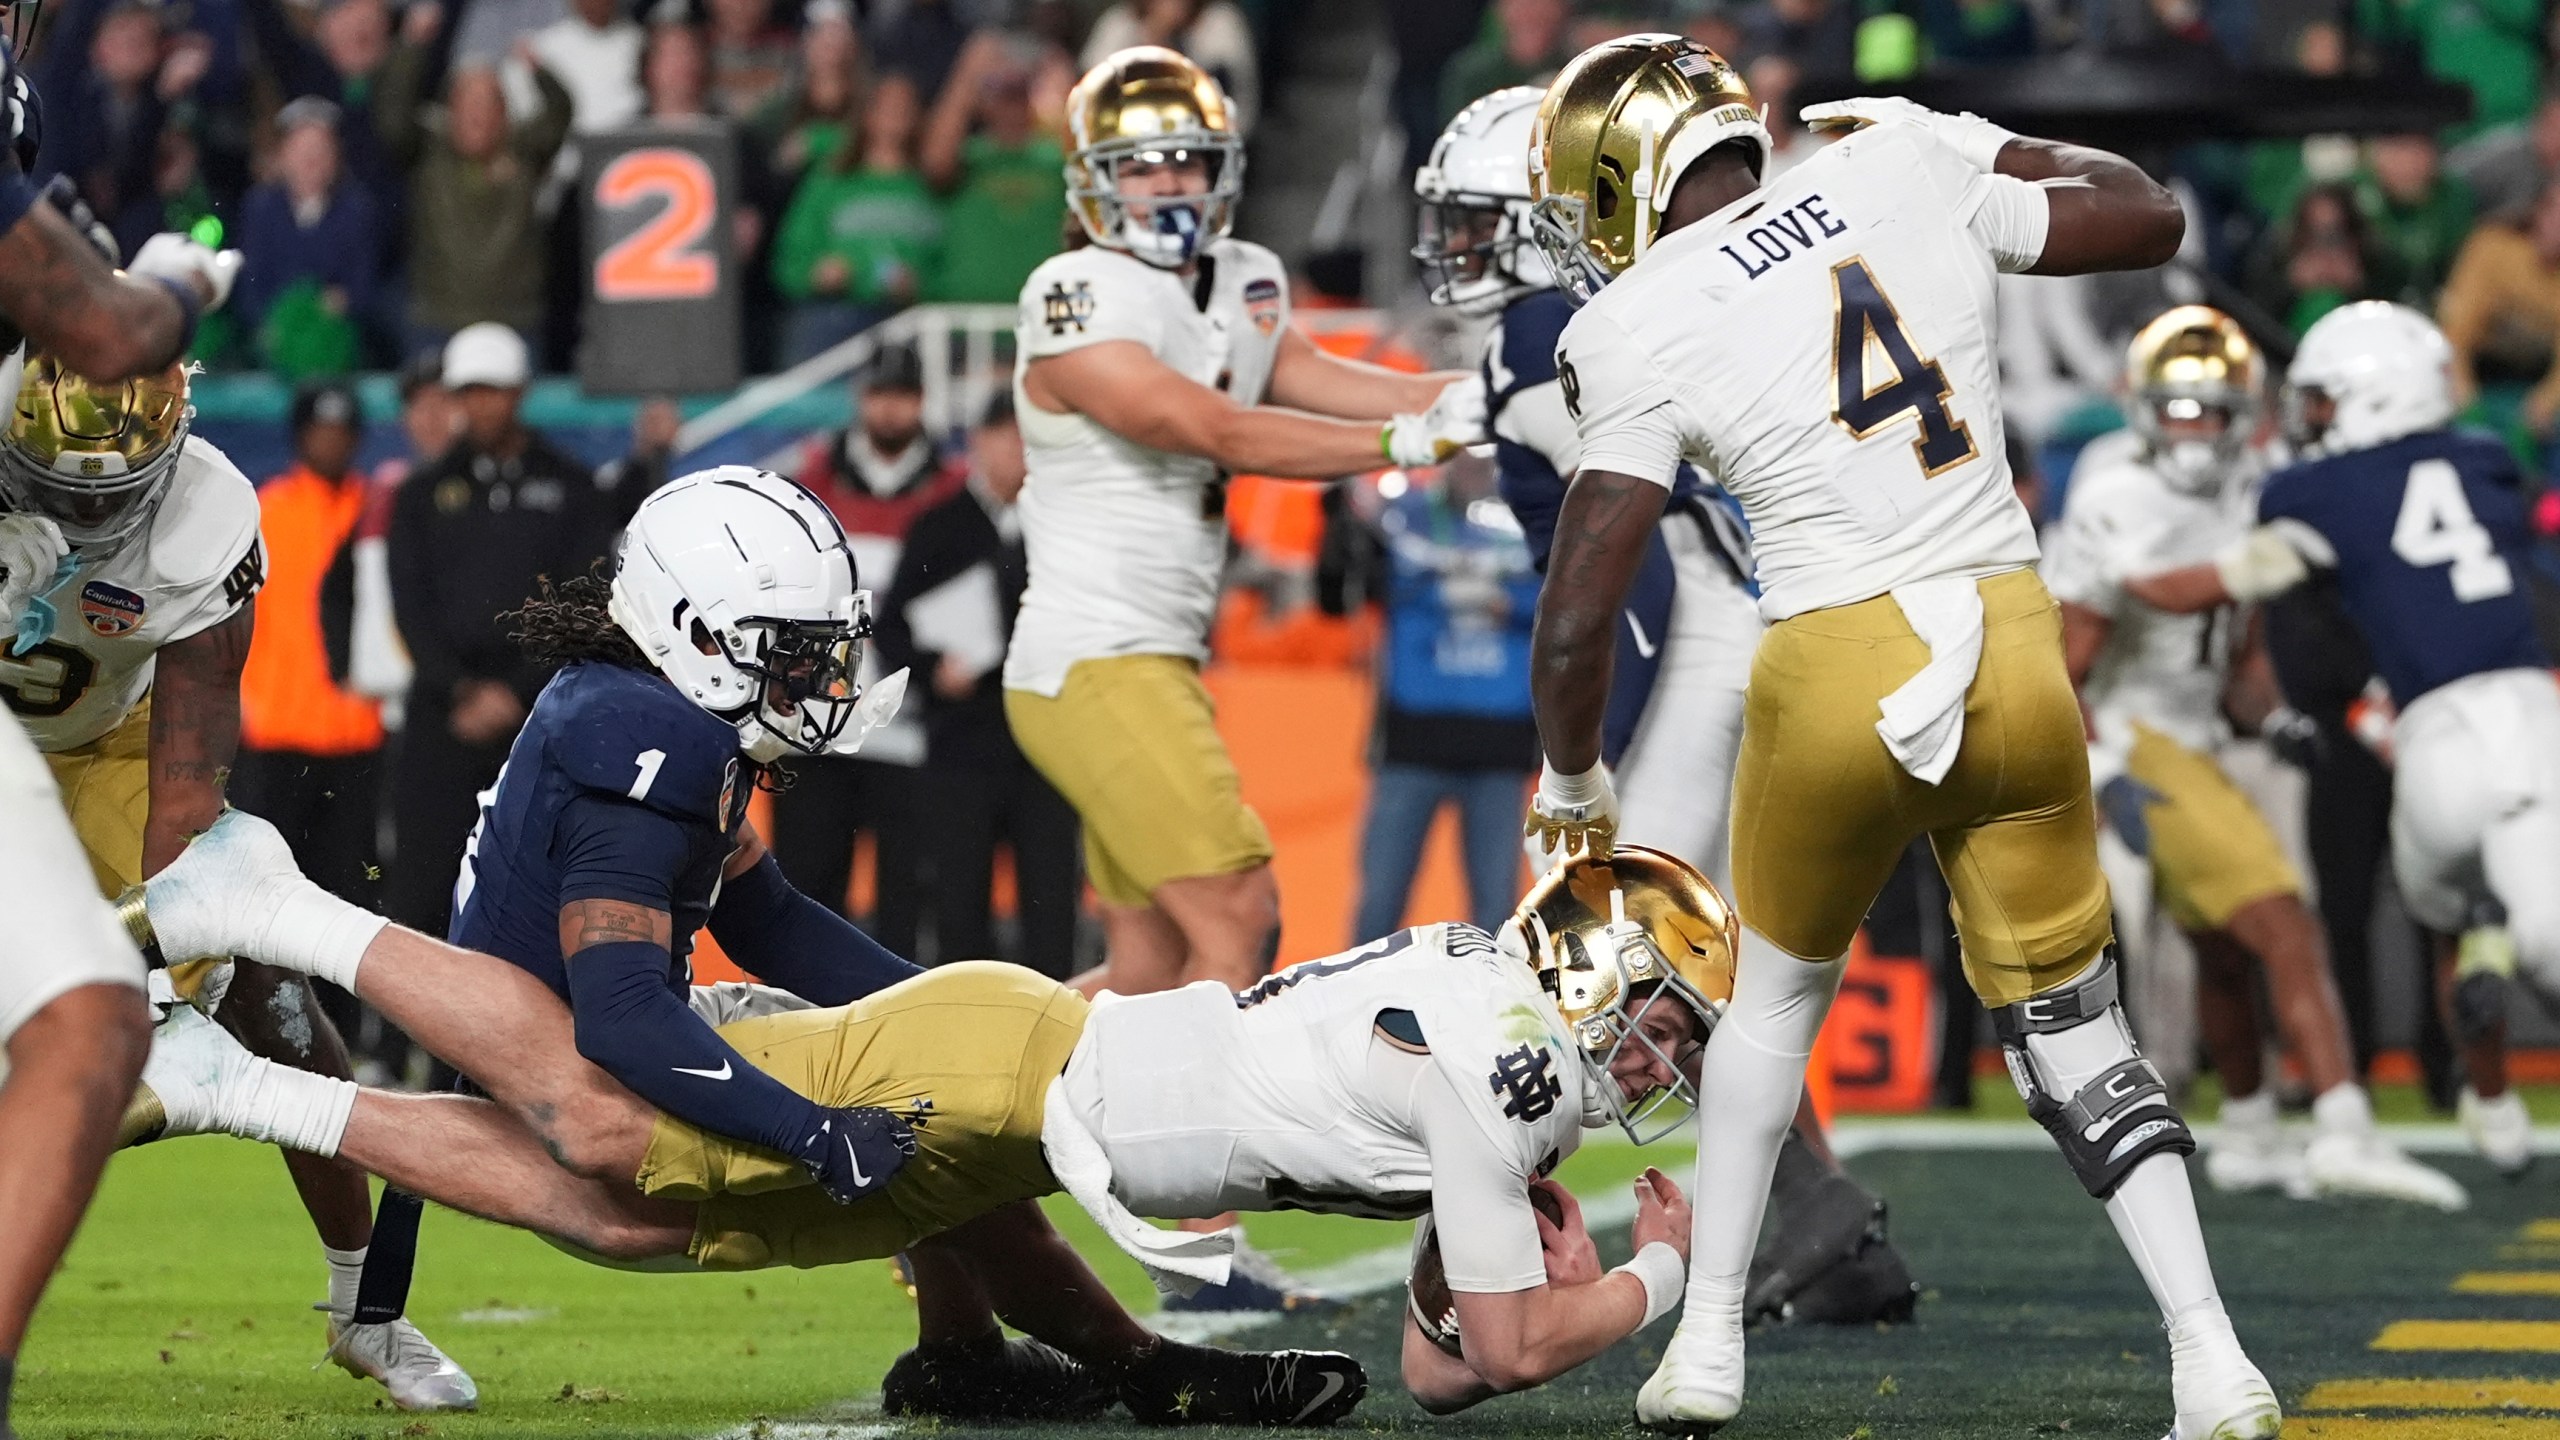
[{"xmin": 18, "ymin": 1109, "xmax": 2560, "ymax": 1440}]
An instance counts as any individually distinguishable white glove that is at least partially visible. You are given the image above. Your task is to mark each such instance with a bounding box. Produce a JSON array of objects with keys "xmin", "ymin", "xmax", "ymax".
[
  {"xmin": 127, "ymin": 232, "xmax": 245, "ymax": 313},
  {"xmin": 1525, "ymin": 758, "xmax": 1619, "ymax": 860},
  {"xmin": 2211, "ymin": 525, "xmax": 2311, "ymax": 603},
  {"xmin": 1383, "ymin": 374, "xmax": 1489, "ymax": 468},
  {"xmin": 1799, "ymin": 96, "xmax": 2015, "ymax": 172},
  {"xmin": 0, "ymin": 512, "xmax": 66, "ymax": 629}
]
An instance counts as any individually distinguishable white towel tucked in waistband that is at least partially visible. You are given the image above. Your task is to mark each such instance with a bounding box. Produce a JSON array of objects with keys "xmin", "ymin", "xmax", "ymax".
[
  {"xmin": 1040, "ymin": 1080, "xmax": 1234, "ymax": 1298},
  {"xmin": 1874, "ymin": 576, "xmax": 1985, "ymax": 787}
]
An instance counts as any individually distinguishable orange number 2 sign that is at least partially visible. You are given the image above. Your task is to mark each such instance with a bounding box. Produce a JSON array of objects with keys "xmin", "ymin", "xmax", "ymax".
[{"xmin": 593, "ymin": 149, "xmax": 718, "ymax": 302}]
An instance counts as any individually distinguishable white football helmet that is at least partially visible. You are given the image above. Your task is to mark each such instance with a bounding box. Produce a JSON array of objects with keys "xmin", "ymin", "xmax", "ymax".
[
  {"xmin": 607, "ymin": 466, "xmax": 905, "ymax": 763},
  {"xmin": 1412, "ymin": 86, "xmax": 1553, "ymax": 314},
  {"xmin": 2285, "ymin": 300, "xmax": 2457, "ymax": 456}
]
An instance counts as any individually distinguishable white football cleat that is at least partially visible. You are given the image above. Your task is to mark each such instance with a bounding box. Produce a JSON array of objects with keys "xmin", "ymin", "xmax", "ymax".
[
  {"xmin": 2163, "ymin": 1300, "xmax": 2280, "ymax": 1440},
  {"xmin": 2460, "ymin": 1087, "xmax": 2534, "ymax": 1178},
  {"xmin": 1635, "ymin": 1297, "xmax": 1744, "ymax": 1435},
  {"xmin": 322, "ymin": 1306, "xmax": 479, "ymax": 1412},
  {"xmin": 2203, "ymin": 1099, "xmax": 2305, "ymax": 1196},
  {"xmin": 2301, "ymin": 1130, "xmax": 2467, "ymax": 1210},
  {"xmin": 134, "ymin": 808, "xmax": 312, "ymax": 967}
]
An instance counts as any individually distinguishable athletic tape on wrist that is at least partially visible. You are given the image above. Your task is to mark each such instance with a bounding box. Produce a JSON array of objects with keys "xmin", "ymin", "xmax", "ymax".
[{"xmin": 1614, "ymin": 1241, "xmax": 1685, "ymax": 1329}]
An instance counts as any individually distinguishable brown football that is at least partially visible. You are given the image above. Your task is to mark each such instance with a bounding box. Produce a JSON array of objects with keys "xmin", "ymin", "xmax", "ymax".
[{"xmin": 1408, "ymin": 1186, "xmax": 1568, "ymax": 1358}]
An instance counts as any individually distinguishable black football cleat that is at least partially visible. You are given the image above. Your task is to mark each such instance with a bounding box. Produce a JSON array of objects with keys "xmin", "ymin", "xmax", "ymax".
[
  {"xmin": 880, "ymin": 1332, "xmax": 1113, "ymax": 1422},
  {"xmin": 1118, "ymin": 1339, "xmax": 1367, "ymax": 1427}
]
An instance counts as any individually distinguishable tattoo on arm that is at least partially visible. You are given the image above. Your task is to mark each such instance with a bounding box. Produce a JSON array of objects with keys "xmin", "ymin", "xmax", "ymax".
[
  {"xmin": 0, "ymin": 203, "xmax": 190, "ymax": 379},
  {"xmin": 1530, "ymin": 470, "xmax": 1668, "ymax": 775},
  {"xmin": 560, "ymin": 898, "xmax": 676, "ymax": 955},
  {"xmin": 144, "ymin": 606, "xmax": 253, "ymax": 876}
]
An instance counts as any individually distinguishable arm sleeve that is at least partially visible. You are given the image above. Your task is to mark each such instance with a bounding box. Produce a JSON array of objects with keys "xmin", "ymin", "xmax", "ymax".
[
  {"xmin": 554, "ymin": 795, "xmax": 835, "ymax": 1157},
  {"xmin": 709, "ymin": 853, "xmax": 922, "ymax": 1006},
  {"xmin": 1017, "ymin": 256, "xmax": 1165, "ymax": 360},
  {"xmin": 1557, "ymin": 310, "xmax": 1687, "ymax": 487},
  {"xmin": 1415, "ymin": 1063, "xmax": 1548, "ymax": 1294}
]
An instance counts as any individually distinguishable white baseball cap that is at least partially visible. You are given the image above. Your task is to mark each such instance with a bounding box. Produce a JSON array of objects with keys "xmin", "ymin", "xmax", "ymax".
[{"xmin": 442, "ymin": 322, "xmax": 530, "ymax": 389}]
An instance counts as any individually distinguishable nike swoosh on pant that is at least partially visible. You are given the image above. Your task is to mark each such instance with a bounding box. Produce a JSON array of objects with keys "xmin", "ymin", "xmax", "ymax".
[
  {"xmin": 671, "ymin": 1061, "xmax": 732, "ymax": 1080},
  {"xmin": 1293, "ymin": 1371, "xmax": 1347, "ymax": 1423},
  {"xmin": 1624, "ymin": 611, "xmax": 1659, "ymax": 659}
]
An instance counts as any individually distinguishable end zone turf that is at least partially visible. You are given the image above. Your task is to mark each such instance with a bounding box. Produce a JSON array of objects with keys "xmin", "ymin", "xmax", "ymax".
[{"xmin": 22, "ymin": 1126, "xmax": 2560, "ymax": 1438}]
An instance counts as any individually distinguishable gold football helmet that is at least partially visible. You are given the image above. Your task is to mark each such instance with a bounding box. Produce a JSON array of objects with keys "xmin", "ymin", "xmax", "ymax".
[
  {"xmin": 2, "ymin": 353, "xmax": 192, "ymax": 553},
  {"xmin": 1505, "ymin": 845, "xmax": 1738, "ymax": 1142},
  {"xmin": 1064, "ymin": 46, "xmax": 1242, "ymax": 269},
  {"xmin": 2124, "ymin": 305, "xmax": 2261, "ymax": 494},
  {"xmin": 1525, "ymin": 34, "xmax": 1770, "ymax": 305}
]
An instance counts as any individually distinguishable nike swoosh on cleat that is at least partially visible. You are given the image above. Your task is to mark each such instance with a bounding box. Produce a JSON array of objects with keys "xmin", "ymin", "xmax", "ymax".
[
  {"xmin": 671, "ymin": 1060, "xmax": 732, "ymax": 1080},
  {"xmin": 845, "ymin": 1135, "xmax": 872, "ymax": 1188},
  {"xmin": 1293, "ymin": 1370, "xmax": 1348, "ymax": 1423}
]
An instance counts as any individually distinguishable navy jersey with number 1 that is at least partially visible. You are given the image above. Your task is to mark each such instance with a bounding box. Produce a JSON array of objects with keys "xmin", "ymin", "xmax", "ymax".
[{"xmin": 2256, "ymin": 430, "xmax": 2547, "ymax": 707}]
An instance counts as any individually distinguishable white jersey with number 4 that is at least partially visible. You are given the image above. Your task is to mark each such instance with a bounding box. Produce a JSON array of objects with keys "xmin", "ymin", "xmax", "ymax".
[
  {"xmin": 1060, "ymin": 921, "xmax": 1595, "ymax": 1293},
  {"xmin": 0, "ymin": 437, "xmax": 262, "ymax": 751},
  {"xmin": 1558, "ymin": 123, "xmax": 2054, "ymax": 620},
  {"xmin": 1005, "ymin": 239, "xmax": 1292, "ymax": 696}
]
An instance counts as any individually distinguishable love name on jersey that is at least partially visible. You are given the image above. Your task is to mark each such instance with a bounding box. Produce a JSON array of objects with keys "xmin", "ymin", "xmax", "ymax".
[{"xmin": 1719, "ymin": 194, "xmax": 1848, "ymax": 281}]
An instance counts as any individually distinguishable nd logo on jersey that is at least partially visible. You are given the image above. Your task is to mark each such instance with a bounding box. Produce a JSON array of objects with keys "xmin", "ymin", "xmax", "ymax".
[
  {"xmin": 1042, "ymin": 280, "xmax": 1096, "ymax": 336},
  {"xmin": 79, "ymin": 580, "xmax": 145, "ymax": 637}
]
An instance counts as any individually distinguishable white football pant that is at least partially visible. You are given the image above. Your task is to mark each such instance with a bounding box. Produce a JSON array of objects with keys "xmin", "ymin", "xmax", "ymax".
[
  {"xmin": 2391, "ymin": 667, "xmax": 2560, "ymax": 989},
  {"xmin": 0, "ymin": 713, "xmax": 146, "ymax": 1078},
  {"xmin": 1614, "ymin": 517, "xmax": 1763, "ymax": 897}
]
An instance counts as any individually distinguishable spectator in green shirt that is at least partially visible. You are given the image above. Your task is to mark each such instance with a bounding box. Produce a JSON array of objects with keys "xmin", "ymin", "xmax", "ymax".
[
  {"xmin": 922, "ymin": 30, "xmax": 1069, "ymax": 306},
  {"xmin": 2357, "ymin": 133, "xmax": 2476, "ymax": 306},
  {"xmin": 772, "ymin": 74, "xmax": 946, "ymax": 364}
]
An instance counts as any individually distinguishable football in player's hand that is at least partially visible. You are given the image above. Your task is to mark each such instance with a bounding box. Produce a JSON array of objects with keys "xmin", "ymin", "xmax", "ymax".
[{"xmin": 1408, "ymin": 1185, "xmax": 1568, "ymax": 1358}]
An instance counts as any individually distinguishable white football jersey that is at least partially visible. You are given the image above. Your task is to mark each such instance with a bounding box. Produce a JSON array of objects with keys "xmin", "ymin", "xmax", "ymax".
[
  {"xmin": 1558, "ymin": 124, "xmax": 2053, "ymax": 621},
  {"xmin": 0, "ymin": 438, "xmax": 263, "ymax": 750},
  {"xmin": 1005, "ymin": 238, "xmax": 1291, "ymax": 696},
  {"xmin": 2041, "ymin": 430, "xmax": 2262, "ymax": 767},
  {"xmin": 1061, "ymin": 921, "xmax": 1594, "ymax": 1292}
]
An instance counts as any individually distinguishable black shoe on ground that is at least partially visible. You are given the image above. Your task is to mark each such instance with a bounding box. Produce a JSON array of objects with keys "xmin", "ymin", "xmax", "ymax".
[
  {"xmin": 1118, "ymin": 1339, "xmax": 1367, "ymax": 1426},
  {"xmin": 880, "ymin": 1332, "xmax": 1113, "ymax": 1421}
]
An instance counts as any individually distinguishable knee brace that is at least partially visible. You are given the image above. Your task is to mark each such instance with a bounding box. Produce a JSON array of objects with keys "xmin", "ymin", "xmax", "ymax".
[{"xmin": 1991, "ymin": 952, "xmax": 2195, "ymax": 1200}]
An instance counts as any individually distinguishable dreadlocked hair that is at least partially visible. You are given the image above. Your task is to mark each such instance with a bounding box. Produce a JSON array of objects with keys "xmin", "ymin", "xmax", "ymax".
[{"xmin": 507, "ymin": 565, "xmax": 652, "ymax": 671}]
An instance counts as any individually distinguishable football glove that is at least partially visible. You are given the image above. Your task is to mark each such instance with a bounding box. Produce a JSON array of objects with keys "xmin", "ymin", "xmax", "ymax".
[
  {"xmin": 1799, "ymin": 96, "xmax": 2015, "ymax": 172},
  {"xmin": 127, "ymin": 231, "xmax": 245, "ymax": 312},
  {"xmin": 1382, "ymin": 373, "xmax": 1488, "ymax": 468},
  {"xmin": 1526, "ymin": 758, "xmax": 1619, "ymax": 860},
  {"xmin": 795, "ymin": 1104, "xmax": 920, "ymax": 1205}
]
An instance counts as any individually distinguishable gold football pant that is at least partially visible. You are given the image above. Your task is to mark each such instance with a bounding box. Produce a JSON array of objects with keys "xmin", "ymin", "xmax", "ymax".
[
  {"xmin": 41, "ymin": 697, "xmax": 225, "ymax": 1001},
  {"xmin": 1731, "ymin": 569, "xmax": 2113, "ymax": 1007},
  {"xmin": 2121, "ymin": 724, "xmax": 2304, "ymax": 932},
  {"xmin": 634, "ymin": 960, "xmax": 1090, "ymax": 1270}
]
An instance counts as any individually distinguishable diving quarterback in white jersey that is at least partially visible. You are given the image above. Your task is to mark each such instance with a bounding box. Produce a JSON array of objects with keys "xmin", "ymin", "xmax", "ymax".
[
  {"xmin": 1416, "ymin": 85, "xmax": 1916, "ymax": 1330},
  {"xmin": 2043, "ymin": 306, "xmax": 2461, "ymax": 1210},
  {"xmin": 2126, "ymin": 300, "xmax": 2560, "ymax": 1179},
  {"xmin": 121, "ymin": 805, "xmax": 1730, "ymax": 1416},
  {"xmin": 1515, "ymin": 39, "xmax": 2277, "ymax": 1439}
]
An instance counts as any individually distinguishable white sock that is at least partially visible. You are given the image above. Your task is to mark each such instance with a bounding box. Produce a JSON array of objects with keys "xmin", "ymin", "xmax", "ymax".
[
  {"xmin": 1684, "ymin": 930, "xmax": 1847, "ymax": 1307},
  {"xmin": 2219, "ymin": 1089, "xmax": 2278, "ymax": 1132},
  {"xmin": 325, "ymin": 1244, "xmax": 368, "ymax": 1314},
  {"xmin": 2311, "ymin": 1082, "xmax": 2373, "ymax": 1136}
]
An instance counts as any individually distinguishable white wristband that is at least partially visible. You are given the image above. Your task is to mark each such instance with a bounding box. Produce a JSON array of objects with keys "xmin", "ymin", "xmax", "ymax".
[
  {"xmin": 1541, "ymin": 759, "xmax": 1609, "ymax": 807},
  {"xmin": 1612, "ymin": 1241, "xmax": 1684, "ymax": 1329},
  {"xmin": 1941, "ymin": 112, "xmax": 2018, "ymax": 172}
]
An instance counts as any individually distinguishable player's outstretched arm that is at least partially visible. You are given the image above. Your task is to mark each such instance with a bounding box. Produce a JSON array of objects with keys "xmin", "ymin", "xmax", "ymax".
[
  {"xmin": 709, "ymin": 822, "xmax": 921, "ymax": 1006},
  {"xmin": 144, "ymin": 607, "xmax": 253, "ymax": 876},
  {"xmin": 1998, "ymin": 137, "xmax": 2185, "ymax": 277},
  {"xmin": 1023, "ymin": 340, "xmax": 1397, "ymax": 479},
  {"xmin": 0, "ymin": 201, "xmax": 200, "ymax": 381},
  {"xmin": 1265, "ymin": 326, "xmax": 1471, "ymax": 424},
  {"xmin": 1530, "ymin": 468, "xmax": 1669, "ymax": 774}
]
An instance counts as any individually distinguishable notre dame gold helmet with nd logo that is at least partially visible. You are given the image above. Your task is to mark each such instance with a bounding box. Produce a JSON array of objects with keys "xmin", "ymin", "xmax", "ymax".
[
  {"xmin": 2124, "ymin": 304, "xmax": 2262, "ymax": 493},
  {"xmin": 1525, "ymin": 34, "xmax": 1772, "ymax": 304},
  {"xmin": 1, "ymin": 352, "xmax": 192, "ymax": 553},
  {"xmin": 1063, "ymin": 46, "xmax": 1244, "ymax": 269},
  {"xmin": 1505, "ymin": 846, "xmax": 1738, "ymax": 1141}
]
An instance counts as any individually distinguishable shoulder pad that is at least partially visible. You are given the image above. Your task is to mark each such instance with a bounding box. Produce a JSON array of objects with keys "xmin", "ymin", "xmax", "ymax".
[
  {"xmin": 143, "ymin": 439, "xmax": 263, "ymax": 593},
  {"xmin": 540, "ymin": 664, "xmax": 744, "ymax": 825}
]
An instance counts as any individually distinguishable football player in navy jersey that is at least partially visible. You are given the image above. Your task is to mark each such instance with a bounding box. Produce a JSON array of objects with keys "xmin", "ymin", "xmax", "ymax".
[
  {"xmin": 2129, "ymin": 301, "xmax": 2558, "ymax": 1175},
  {"xmin": 1413, "ymin": 87, "xmax": 1915, "ymax": 1329},
  {"xmin": 384, "ymin": 466, "xmax": 1343, "ymax": 1421}
]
